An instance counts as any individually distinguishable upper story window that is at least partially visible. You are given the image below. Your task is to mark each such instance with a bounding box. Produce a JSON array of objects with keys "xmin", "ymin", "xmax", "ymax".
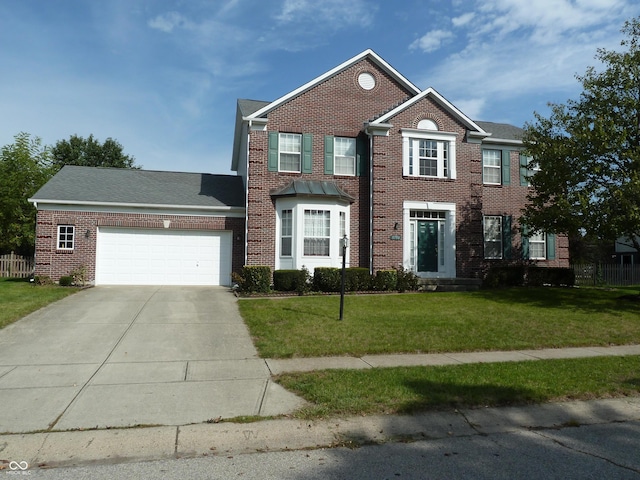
[
  {"xmin": 334, "ymin": 137, "xmax": 356, "ymax": 176},
  {"xmin": 57, "ymin": 225, "xmax": 75, "ymax": 250},
  {"xmin": 402, "ymin": 129, "xmax": 457, "ymax": 180},
  {"xmin": 482, "ymin": 149, "xmax": 502, "ymax": 185},
  {"xmin": 279, "ymin": 133, "xmax": 302, "ymax": 172},
  {"xmin": 520, "ymin": 154, "xmax": 540, "ymax": 186}
]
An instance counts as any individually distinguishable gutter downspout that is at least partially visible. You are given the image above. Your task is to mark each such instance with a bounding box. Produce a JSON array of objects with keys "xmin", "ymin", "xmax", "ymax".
[
  {"xmin": 368, "ymin": 132, "xmax": 374, "ymax": 275},
  {"xmin": 244, "ymin": 121, "xmax": 251, "ymax": 267}
]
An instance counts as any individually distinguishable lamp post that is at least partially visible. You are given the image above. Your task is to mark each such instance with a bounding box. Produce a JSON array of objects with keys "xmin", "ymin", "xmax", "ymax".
[{"xmin": 339, "ymin": 234, "xmax": 348, "ymax": 320}]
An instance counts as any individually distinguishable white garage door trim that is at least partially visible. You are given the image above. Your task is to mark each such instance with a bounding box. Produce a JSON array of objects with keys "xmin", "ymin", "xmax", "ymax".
[{"xmin": 96, "ymin": 227, "xmax": 232, "ymax": 286}]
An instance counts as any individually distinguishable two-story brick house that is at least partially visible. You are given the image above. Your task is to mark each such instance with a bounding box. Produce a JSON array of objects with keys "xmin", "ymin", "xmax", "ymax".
[
  {"xmin": 29, "ymin": 49, "xmax": 568, "ymax": 286},
  {"xmin": 232, "ymin": 49, "xmax": 568, "ymax": 280}
]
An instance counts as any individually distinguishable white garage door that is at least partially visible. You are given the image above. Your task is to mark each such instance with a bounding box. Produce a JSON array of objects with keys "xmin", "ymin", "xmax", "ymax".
[{"xmin": 96, "ymin": 227, "xmax": 232, "ymax": 286}]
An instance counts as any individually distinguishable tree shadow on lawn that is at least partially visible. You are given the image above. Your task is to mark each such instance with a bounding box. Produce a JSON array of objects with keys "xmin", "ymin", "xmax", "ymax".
[
  {"xmin": 469, "ymin": 287, "xmax": 640, "ymax": 316},
  {"xmin": 396, "ymin": 379, "xmax": 540, "ymax": 414}
]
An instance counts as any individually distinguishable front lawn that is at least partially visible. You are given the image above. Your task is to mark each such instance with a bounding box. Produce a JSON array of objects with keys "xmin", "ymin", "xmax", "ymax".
[
  {"xmin": 277, "ymin": 355, "xmax": 640, "ymax": 418},
  {"xmin": 239, "ymin": 286, "xmax": 640, "ymax": 358},
  {"xmin": 0, "ymin": 278, "xmax": 79, "ymax": 329}
]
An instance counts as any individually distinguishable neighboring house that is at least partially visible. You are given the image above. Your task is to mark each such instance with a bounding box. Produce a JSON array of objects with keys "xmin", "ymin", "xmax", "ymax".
[
  {"xmin": 615, "ymin": 237, "xmax": 639, "ymax": 265},
  {"xmin": 30, "ymin": 49, "xmax": 568, "ymax": 286}
]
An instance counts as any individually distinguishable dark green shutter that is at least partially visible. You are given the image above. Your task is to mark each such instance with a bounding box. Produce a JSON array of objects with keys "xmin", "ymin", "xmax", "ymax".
[
  {"xmin": 502, "ymin": 215, "xmax": 512, "ymax": 260},
  {"xmin": 501, "ymin": 150, "xmax": 511, "ymax": 185},
  {"xmin": 521, "ymin": 224, "xmax": 529, "ymax": 259},
  {"xmin": 268, "ymin": 132, "xmax": 279, "ymax": 172},
  {"xmin": 324, "ymin": 135, "xmax": 334, "ymax": 175},
  {"xmin": 302, "ymin": 133, "xmax": 313, "ymax": 173},
  {"xmin": 356, "ymin": 135, "xmax": 368, "ymax": 177},
  {"xmin": 520, "ymin": 154, "xmax": 529, "ymax": 186},
  {"xmin": 546, "ymin": 233, "xmax": 556, "ymax": 260}
]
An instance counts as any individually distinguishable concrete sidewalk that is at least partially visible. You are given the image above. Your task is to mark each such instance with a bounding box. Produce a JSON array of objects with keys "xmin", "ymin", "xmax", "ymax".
[
  {"xmin": 2, "ymin": 396, "xmax": 639, "ymax": 469},
  {"xmin": 264, "ymin": 344, "xmax": 640, "ymax": 374}
]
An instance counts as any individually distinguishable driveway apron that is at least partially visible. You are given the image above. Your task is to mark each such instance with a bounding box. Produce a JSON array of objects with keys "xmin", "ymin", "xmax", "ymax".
[{"xmin": 0, "ymin": 286, "xmax": 303, "ymax": 434}]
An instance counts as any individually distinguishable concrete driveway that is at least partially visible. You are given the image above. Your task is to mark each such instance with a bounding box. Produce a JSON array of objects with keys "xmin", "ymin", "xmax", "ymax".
[{"xmin": 0, "ymin": 286, "xmax": 304, "ymax": 434}]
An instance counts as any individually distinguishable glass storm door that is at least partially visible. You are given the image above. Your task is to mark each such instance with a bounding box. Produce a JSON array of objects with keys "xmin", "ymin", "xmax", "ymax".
[{"xmin": 417, "ymin": 221, "xmax": 438, "ymax": 272}]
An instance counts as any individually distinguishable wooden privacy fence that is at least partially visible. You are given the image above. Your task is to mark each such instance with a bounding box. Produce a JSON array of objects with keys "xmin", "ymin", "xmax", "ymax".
[
  {"xmin": 0, "ymin": 252, "xmax": 34, "ymax": 278},
  {"xmin": 572, "ymin": 263, "xmax": 640, "ymax": 286}
]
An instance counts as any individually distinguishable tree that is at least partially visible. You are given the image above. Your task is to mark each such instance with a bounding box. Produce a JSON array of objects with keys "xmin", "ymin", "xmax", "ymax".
[
  {"xmin": 522, "ymin": 17, "xmax": 640, "ymax": 256},
  {"xmin": 51, "ymin": 134, "xmax": 139, "ymax": 171},
  {"xmin": 0, "ymin": 133, "xmax": 54, "ymax": 256}
]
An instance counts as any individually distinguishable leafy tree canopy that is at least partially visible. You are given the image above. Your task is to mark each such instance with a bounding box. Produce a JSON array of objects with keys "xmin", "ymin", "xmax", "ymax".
[
  {"xmin": 51, "ymin": 134, "xmax": 139, "ymax": 171},
  {"xmin": 0, "ymin": 133, "xmax": 54, "ymax": 255},
  {"xmin": 522, "ymin": 17, "xmax": 640, "ymax": 254}
]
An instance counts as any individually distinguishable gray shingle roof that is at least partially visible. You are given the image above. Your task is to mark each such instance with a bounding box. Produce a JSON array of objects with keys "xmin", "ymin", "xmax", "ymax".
[
  {"xmin": 238, "ymin": 99, "xmax": 270, "ymax": 117},
  {"xmin": 475, "ymin": 121, "xmax": 524, "ymax": 141},
  {"xmin": 30, "ymin": 165, "xmax": 245, "ymax": 208}
]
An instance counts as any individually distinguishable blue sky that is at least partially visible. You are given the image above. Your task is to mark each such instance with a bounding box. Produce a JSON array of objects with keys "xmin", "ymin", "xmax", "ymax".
[{"xmin": 2, "ymin": 0, "xmax": 639, "ymax": 174}]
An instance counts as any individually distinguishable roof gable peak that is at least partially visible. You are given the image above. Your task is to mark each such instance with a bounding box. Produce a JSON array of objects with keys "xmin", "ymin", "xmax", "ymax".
[{"xmin": 245, "ymin": 49, "xmax": 421, "ymax": 120}]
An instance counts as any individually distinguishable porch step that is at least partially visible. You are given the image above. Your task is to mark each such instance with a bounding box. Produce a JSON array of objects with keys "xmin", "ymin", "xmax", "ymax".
[{"xmin": 418, "ymin": 278, "xmax": 482, "ymax": 292}]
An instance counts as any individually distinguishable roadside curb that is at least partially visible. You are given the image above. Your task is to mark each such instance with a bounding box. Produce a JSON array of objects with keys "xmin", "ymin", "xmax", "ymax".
[{"xmin": 2, "ymin": 396, "xmax": 640, "ymax": 470}]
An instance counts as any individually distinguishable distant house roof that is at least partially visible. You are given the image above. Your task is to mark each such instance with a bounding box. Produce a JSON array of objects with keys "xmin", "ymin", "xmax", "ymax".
[
  {"xmin": 30, "ymin": 165, "xmax": 245, "ymax": 211},
  {"xmin": 270, "ymin": 180, "xmax": 355, "ymax": 204}
]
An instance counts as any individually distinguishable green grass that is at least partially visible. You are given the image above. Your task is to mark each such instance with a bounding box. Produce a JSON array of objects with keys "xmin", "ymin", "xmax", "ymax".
[
  {"xmin": 0, "ymin": 278, "xmax": 79, "ymax": 329},
  {"xmin": 277, "ymin": 355, "xmax": 640, "ymax": 418},
  {"xmin": 239, "ymin": 287, "xmax": 640, "ymax": 358}
]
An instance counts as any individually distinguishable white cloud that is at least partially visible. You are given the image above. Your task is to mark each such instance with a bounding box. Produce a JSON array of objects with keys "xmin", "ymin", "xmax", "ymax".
[
  {"xmin": 148, "ymin": 11, "xmax": 188, "ymax": 33},
  {"xmin": 410, "ymin": 30, "xmax": 455, "ymax": 53},
  {"xmin": 275, "ymin": 0, "xmax": 374, "ymax": 28},
  {"xmin": 452, "ymin": 12, "xmax": 475, "ymax": 27}
]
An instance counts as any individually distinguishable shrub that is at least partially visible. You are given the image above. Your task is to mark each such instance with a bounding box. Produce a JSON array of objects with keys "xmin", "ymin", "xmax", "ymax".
[
  {"xmin": 233, "ymin": 266, "xmax": 271, "ymax": 293},
  {"xmin": 59, "ymin": 276, "xmax": 73, "ymax": 287},
  {"xmin": 33, "ymin": 275, "xmax": 53, "ymax": 286},
  {"xmin": 483, "ymin": 266, "xmax": 526, "ymax": 288},
  {"xmin": 396, "ymin": 266, "xmax": 419, "ymax": 292},
  {"xmin": 373, "ymin": 269, "xmax": 397, "ymax": 291},
  {"xmin": 345, "ymin": 268, "xmax": 372, "ymax": 292},
  {"xmin": 313, "ymin": 267, "xmax": 341, "ymax": 292},
  {"xmin": 274, "ymin": 267, "xmax": 311, "ymax": 294},
  {"xmin": 70, "ymin": 265, "xmax": 87, "ymax": 286},
  {"xmin": 527, "ymin": 267, "xmax": 575, "ymax": 287}
]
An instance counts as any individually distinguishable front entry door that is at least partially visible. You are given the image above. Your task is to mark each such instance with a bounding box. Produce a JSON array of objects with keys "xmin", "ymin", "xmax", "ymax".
[{"xmin": 417, "ymin": 221, "xmax": 438, "ymax": 272}]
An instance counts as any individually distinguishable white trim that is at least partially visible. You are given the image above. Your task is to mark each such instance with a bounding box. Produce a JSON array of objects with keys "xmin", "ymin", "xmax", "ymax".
[
  {"xmin": 247, "ymin": 50, "xmax": 421, "ymax": 120},
  {"xmin": 371, "ymin": 87, "xmax": 487, "ymax": 133},
  {"xmin": 29, "ymin": 200, "xmax": 245, "ymax": 217},
  {"xmin": 403, "ymin": 201, "xmax": 456, "ymax": 278},
  {"xmin": 401, "ymin": 130, "xmax": 457, "ymax": 180}
]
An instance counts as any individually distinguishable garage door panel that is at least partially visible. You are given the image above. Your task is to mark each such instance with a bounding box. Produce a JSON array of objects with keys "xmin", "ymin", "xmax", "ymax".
[{"xmin": 96, "ymin": 228, "xmax": 232, "ymax": 286}]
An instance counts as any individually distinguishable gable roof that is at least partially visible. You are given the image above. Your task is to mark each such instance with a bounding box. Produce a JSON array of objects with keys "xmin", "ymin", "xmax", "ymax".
[
  {"xmin": 368, "ymin": 87, "xmax": 487, "ymax": 134},
  {"xmin": 245, "ymin": 49, "xmax": 421, "ymax": 121},
  {"xmin": 30, "ymin": 165, "xmax": 245, "ymax": 211}
]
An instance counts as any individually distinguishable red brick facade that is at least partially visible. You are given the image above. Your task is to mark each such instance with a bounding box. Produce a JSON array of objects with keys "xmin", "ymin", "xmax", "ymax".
[
  {"xmin": 241, "ymin": 52, "xmax": 569, "ymax": 277},
  {"xmin": 34, "ymin": 209, "xmax": 245, "ymax": 282}
]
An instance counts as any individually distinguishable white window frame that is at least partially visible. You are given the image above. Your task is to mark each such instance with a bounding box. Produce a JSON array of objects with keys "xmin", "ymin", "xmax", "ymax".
[
  {"xmin": 279, "ymin": 133, "xmax": 302, "ymax": 173},
  {"xmin": 528, "ymin": 231, "xmax": 546, "ymax": 260},
  {"xmin": 280, "ymin": 209, "xmax": 293, "ymax": 257},
  {"xmin": 483, "ymin": 216, "xmax": 502, "ymax": 259},
  {"xmin": 57, "ymin": 225, "xmax": 75, "ymax": 250},
  {"xmin": 303, "ymin": 209, "xmax": 331, "ymax": 257},
  {"xmin": 483, "ymin": 149, "xmax": 502, "ymax": 185},
  {"xmin": 334, "ymin": 137, "xmax": 356, "ymax": 176},
  {"xmin": 402, "ymin": 129, "xmax": 457, "ymax": 179}
]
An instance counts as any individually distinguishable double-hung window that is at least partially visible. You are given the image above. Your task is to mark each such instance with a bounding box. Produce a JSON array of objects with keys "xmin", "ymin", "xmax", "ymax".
[
  {"xmin": 279, "ymin": 133, "xmax": 301, "ymax": 172},
  {"xmin": 303, "ymin": 209, "xmax": 330, "ymax": 256},
  {"xmin": 483, "ymin": 216, "xmax": 502, "ymax": 259},
  {"xmin": 483, "ymin": 149, "xmax": 502, "ymax": 185},
  {"xmin": 528, "ymin": 231, "xmax": 546, "ymax": 260},
  {"xmin": 402, "ymin": 129, "xmax": 456, "ymax": 179},
  {"xmin": 334, "ymin": 137, "xmax": 356, "ymax": 176},
  {"xmin": 57, "ymin": 225, "xmax": 75, "ymax": 250}
]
